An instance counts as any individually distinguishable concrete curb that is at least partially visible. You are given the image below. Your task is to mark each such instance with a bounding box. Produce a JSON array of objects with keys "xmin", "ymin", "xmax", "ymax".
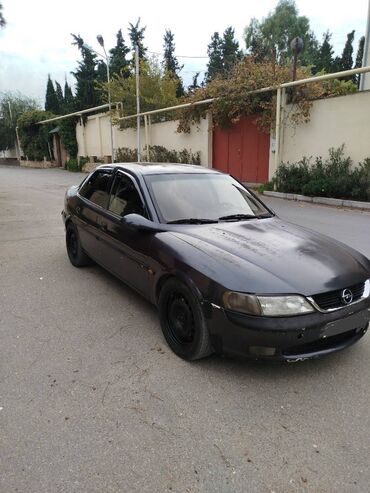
[{"xmin": 262, "ymin": 191, "xmax": 370, "ymax": 211}]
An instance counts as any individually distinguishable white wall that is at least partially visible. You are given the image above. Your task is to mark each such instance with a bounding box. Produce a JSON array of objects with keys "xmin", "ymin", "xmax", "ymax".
[
  {"xmin": 0, "ymin": 148, "xmax": 17, "ymax": 159},
  {"xmin": 269, "ymin": 90, "xmax": 370, "ymax": 177},
  {"xmin": 76, "ymin": 113, "xmax": 212, "ymax": 167}
]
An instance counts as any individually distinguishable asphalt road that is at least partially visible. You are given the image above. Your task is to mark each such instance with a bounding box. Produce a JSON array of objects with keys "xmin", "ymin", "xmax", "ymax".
[{"xmin": 1, "ymin": 165, "xmax": 370, "ymax": 493}]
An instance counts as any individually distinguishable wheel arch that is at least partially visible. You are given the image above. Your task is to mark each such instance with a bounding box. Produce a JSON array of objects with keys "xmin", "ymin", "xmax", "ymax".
[
  {"xmin": 65, "ymin": 216, "xmax": 73, "ymax": 229},
  {"xmin": 155, "ymin": 271, "xmax": 204, "ymax": 305}
]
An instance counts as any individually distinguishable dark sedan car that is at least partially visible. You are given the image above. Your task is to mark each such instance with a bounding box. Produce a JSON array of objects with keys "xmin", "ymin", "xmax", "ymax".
[{"xmin": 62, "ymin": 163, "xmax": 370, "ymax": 361}]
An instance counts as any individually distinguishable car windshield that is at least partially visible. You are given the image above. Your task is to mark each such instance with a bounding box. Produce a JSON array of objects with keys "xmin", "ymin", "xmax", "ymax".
[{"xmin": 144, "ymin": 173, "xmax": 272, "ymax": 223}]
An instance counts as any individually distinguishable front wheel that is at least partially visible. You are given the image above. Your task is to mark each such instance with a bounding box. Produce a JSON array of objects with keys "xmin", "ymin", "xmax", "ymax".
[
  {"xmin": 158, "ymin": 279, "xmax": 213, "ymax": 360},
  {"xmin": 66, "ymin": 222, "xmax": 90, "ymax": 267}
]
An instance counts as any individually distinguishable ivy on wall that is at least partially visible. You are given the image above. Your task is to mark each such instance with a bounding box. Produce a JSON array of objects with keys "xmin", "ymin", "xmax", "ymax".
[
  {"xmin": 17, "ymin": 110, "xmax": 55, "ymax": 161},
  {"xmin": 177, "ymin": 58, "xmax": 357, "ymax": 134},
  {"xmin": 59, "ymin": 117, "xmax": 79, "ymax": 158}
]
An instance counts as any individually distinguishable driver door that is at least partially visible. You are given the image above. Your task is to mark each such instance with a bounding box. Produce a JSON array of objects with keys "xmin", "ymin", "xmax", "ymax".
[{"xmin": 96, "ymin": 171, "xmax": 154, "ymax": 299}]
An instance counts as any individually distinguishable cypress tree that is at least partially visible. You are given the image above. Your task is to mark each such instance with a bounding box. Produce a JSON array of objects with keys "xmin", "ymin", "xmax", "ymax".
[
  {"xmin": 55, "ymin": 81, "xmax": 64, "ymax": 114},
  {"xmin": 71, "ymin": 34, "xmax": 101, "ymax": 109},
  {"xmin": 64, "ymin": 80, "xmax": 75, "ymax": 111},
  {"xmin": 163, "ymin": 29, "xmax": 184, "ymax": 97},
  {"xmin": 354, "ymin": 36, "xmax": 365, "ymax": 86},
  {"xmin": 128, "ymin": 18, "xmax": 147, "ymax": 60},
  {"xmin": 222, "ymin": 27, "xmax": 242, "ymax": 74},
  {"xmin": 338, "ymin": 30, "xmax": 355, "ymax": 72},
  {"xmin": 45, "ymin": 75, "xmax": 59, "ymax": 114},
  {"xmin": 316, "ymin": 31, "xmax": 334, "ymax": 73},
  {"xmin": 96, "ymin": 59, "xmax": 108, "ymax": 85},
  {"xmin": 206, "ymin": 32, "xmax": 224, "ymax": 81},
  {"xmin": 109, "ymin": 29, "xmax": 130, "ymax": 77},
  {"xmin": 206, "ymin": 28, "xmax": 242, "ymax": 81}
]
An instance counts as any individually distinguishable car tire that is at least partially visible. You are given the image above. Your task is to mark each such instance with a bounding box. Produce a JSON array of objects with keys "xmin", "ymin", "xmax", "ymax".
[
  {"xmin": 66, "ymin": 222, "xmax": 90, "ymax": 267},
  {"xmin": 158, "ymin": 278, "xmax": 213, "ymax": 360}
]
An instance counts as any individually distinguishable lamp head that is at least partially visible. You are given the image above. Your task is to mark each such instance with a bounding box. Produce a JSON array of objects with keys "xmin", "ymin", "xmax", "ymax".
[{"xmin": 290, "ymin": 37, "xmax": 304, "ymax": 54}]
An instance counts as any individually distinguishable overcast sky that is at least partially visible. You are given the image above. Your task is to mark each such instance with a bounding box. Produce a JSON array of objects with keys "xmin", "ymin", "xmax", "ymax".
[{"xmin": 0, "ymin": 0, "xmax": 368, "ymax": 105}]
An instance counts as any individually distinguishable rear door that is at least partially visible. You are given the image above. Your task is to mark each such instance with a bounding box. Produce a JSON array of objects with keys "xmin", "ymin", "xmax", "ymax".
[
  {"xmin": 96, "ymin": 171, "xmax": 154, "ymax": 299},
  {"xmin": 74, "ymin": 169, "xmax": 113, "ymax": 261}
]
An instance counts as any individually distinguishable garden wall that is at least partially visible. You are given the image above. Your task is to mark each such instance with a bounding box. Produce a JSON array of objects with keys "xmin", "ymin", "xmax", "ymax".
[
  {"xmin": 270, "ymin": 90, "xmax": 370, "ymax": 177},
  {"xmin": 76, "ymin": 113, "xmax": 212, "ymax": 167}
]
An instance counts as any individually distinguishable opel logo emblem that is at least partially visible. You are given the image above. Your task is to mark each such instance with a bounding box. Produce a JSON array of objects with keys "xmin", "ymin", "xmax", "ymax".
[{"xmin": 341, "ymin": 289, "xmax": 353, "ymax": 305}]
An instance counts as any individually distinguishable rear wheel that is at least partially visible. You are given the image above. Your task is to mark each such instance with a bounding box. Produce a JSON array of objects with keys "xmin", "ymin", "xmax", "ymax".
[
  {"xmin": 66, "ymin": 222, "xmax": 90, "ymax": 267},
  {"xmin": 158, "ymin": 279, "xmax": 213, "ymax": 360}
]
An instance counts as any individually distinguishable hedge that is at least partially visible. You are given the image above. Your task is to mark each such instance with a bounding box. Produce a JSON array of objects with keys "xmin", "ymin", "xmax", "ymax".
[{"xmin": 273, "ymin": 146, "xmax": 370, "ymax": 202}]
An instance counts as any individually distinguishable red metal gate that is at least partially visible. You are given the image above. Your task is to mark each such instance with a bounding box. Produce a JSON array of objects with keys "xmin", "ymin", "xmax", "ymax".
[{"xmin": 212, "ymin": 115, "xmax": 269, "ymax": 183}]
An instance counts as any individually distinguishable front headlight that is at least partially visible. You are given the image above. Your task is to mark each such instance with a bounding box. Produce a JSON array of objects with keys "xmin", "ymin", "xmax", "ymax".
[{"xmin": 222, "ymin": 291, "xmax": 315, "ymax": 317}]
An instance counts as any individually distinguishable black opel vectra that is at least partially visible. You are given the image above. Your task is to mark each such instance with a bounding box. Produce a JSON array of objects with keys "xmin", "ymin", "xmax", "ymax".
[{"xmin": 62, "ymin": 163, "xmax": 370, "ymax": 361}]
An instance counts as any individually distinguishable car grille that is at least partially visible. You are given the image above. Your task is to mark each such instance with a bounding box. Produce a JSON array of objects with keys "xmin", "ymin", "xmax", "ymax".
[{"xmin": 311, "ymin": 282, "xmax": 365, "ymax": 311}]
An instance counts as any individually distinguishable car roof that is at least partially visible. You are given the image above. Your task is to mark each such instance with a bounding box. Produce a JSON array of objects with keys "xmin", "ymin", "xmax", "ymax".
[{"xmin": 96, "ymin": 162, "xmax": 225, "ymax": 176}]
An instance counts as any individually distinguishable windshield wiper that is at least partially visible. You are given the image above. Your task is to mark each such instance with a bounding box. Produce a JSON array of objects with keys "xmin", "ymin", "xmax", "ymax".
[
  {"xmin": 167, "ymin": 218, "xmax": 219, "ymax": 224},
  {"xmin": 218, "ymin": 213, "xmax": 256, "ymax": 221},
  {"xmin": 218, "ymin": 213, "xmax": 273, "ymax": 221}
]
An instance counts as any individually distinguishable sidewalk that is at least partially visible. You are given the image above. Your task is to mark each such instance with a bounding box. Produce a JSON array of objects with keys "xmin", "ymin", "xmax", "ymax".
[{"xmin": 262, "ymin": 190, "xmax": 370, "ymax": 211}]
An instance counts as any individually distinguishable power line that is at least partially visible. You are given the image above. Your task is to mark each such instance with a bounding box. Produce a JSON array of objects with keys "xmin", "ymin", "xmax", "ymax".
[{"xmin": 147, "ymin": 50, "xmax": 208, "ymax": 59}]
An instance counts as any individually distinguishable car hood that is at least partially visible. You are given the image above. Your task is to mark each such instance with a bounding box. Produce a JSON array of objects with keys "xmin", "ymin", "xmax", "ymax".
[{"xmin": 169, "ymin": 217, "xmax": 370, "ymax": 296}]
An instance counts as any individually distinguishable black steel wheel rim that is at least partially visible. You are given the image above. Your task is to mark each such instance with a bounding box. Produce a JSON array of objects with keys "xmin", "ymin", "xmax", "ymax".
[
  {"xmin": 166, "ymin": 292, "xmax": 195, "ymax": 345},
  {"xmin": 67, "ymin": 230, "xmax": 78, "ymax": 258}
]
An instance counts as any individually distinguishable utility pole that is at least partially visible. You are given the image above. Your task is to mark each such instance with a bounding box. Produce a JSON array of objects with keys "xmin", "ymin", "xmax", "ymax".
[
  {"xmin": 135, "ymin": 44, "xmax": 141, "ymax": 162},
  {"xmin": 96, "ymin": 35, "xmax": 114, "ymax": 162},
  {"xmin": 360, "ymin": 0, "xmax": 370, "ymax": 90},
  {"xmin": 106, "ymin": 59, "xmax": 114, "ymax": 162}
]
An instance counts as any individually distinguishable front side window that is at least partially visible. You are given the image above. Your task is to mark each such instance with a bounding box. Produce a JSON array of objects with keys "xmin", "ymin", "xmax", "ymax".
[
  {"xmin": 108, "ymin": 174, "xmax": 146, "ymax": 217},
  {"xmin": 79, "ymin": 170, "xmax": 112, "ymax": 209}
]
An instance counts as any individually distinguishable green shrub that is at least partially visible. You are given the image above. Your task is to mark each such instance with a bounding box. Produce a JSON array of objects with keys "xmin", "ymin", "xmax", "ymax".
[
  {"xmin": 65, "ymin": 156, "xmax": 90, "ymax": 172},
  {"xmin": 148, "ymin": 145, "xmax": 201, "ymax": 165},
  {"xmin": 79, "ymin": 156, "xmax": 89, "ymax": 170},
  {"xmin": 351, "ymin": 158, "xmax": 370, "ymax": 201},
  {"xmin": 301, "ymin": 178, "xmax": 331, "ymax": 197},
  {"xmin": 66, "ymin": 158, "xmax": 80, "ymax": 172},
  {"xmin": 274, "ymin": 157, "xmax": 310, "ymax": 193},
  {"xmin": 115, "ymin": 147, "xmax": 138, "ymax": 162},
  {"xmin": 275, "ymin": 146, "xmax": 369, "ymax": 201},
  {"xmin": 114, "ymin": 145, "xmax": 201, "ymax": 165},
  {"xmin": 257, "ymin": 181, "xmax": 275, "ymax": 193}
]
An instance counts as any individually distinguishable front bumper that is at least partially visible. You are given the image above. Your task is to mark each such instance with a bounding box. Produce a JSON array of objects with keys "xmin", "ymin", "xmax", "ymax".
[{"xmin": 204, "ymin": 298, "xmax": 370, "ymax": 361}]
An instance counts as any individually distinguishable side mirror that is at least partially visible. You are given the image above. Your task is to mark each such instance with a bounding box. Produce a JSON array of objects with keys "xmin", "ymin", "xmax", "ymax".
[{"xmin": 122, "ymin": 213, "xmax": 163, "ymax": 232}]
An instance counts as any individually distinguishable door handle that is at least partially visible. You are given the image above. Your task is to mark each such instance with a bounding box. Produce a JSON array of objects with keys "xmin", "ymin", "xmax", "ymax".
[
  {"xmin": 76, "ymin": 206, "xmax": 81, "ymax": 214},
  {"xmin": 100, "ymin": 221, "xmax": 108, "ymax": 231}
]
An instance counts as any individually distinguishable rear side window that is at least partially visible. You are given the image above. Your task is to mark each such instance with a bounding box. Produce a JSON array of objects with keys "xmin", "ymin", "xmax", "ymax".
[{"xmin": 79, "ymin": 170, "xmax": 112, "ymax": 209}]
